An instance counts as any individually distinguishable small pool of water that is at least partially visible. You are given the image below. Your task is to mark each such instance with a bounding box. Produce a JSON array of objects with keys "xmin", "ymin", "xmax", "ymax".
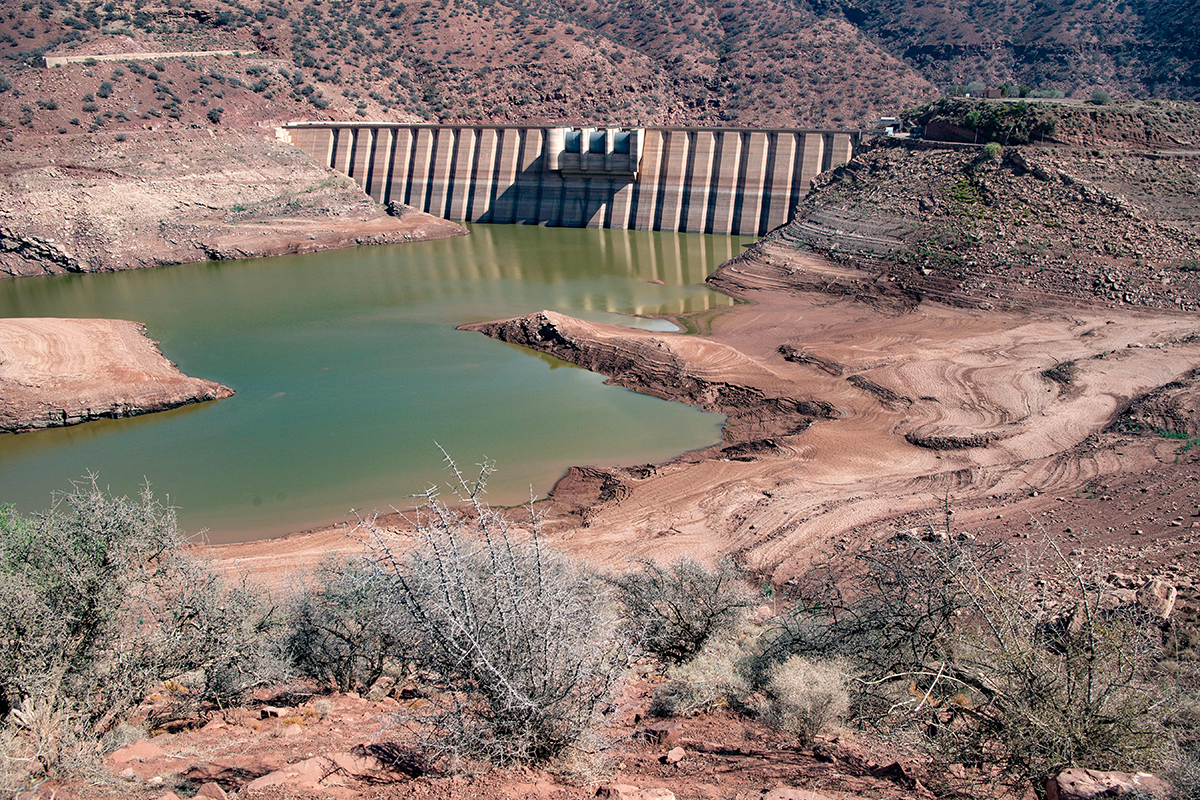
[{"xmin": 0, "ymin": 225, "xmax": 754, "ymax": 542}]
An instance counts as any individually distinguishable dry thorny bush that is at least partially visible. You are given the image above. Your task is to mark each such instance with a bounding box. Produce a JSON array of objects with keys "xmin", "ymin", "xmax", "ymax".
[
  {"xmin": 351, "ymin": 453, "xmax": 628, "ymax": 770},
  {"xmin": 285, "ymin": 555, "xmax": 409, "ymax": 694},
  {"xmin": 746, "ymin": 520, "xmax": 1199, "ymax": 794},
  {"xmin": 608, "ymin": 555, "xmax": 757, "ymax": 666}
]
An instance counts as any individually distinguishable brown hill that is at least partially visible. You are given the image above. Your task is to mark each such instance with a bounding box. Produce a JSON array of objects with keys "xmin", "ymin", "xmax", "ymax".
[
  {"xmin": 831, "ymin": 0, "xmax": 1200, "ymax": 100},
  {"xmin": 745, "ymin": 126, "xmax": 1200, "ymax": 313},
  {"xmin": 0, "ymin": 0, "xmax": 935, "ymax": 135}
]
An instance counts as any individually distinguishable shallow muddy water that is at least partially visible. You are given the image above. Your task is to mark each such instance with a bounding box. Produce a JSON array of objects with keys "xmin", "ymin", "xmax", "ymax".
[{"xmin": 0, "ymin": 225, "xmax": 753, "ymax": 541}]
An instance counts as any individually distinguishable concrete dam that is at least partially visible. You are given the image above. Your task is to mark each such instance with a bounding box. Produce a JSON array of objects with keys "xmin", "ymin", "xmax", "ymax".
[{"xmin": 282, "ymin": 123, "xmax": 858, "ymax": 236}]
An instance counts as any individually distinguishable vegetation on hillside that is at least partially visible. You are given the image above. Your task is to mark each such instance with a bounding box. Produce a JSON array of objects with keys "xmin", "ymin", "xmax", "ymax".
[
  {"xmin": 2, "ymin": 0, "xmax": 1197, "ymax": 135},
  {"xmin": 0, "ymin": 0, "xmax": 933, "ymax": 130}
]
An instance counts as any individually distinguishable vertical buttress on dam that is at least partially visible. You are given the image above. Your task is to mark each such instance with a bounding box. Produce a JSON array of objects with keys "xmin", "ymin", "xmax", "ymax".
[{"xmin": 283, "ymin": 124, "xmax": 857, "ymax": 236}]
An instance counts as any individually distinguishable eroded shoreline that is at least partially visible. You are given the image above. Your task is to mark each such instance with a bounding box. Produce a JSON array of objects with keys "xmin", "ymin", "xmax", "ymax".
[
  {"xmin": 0, "ymin": 318, "xmax": 233, "ymax": 433},
  {"xmin": 211, "ymin": 241, "xmax": 1200, "ymax": 584}
]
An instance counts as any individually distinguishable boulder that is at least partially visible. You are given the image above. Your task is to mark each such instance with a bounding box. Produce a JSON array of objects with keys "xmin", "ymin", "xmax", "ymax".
[
  {"xmin": 1046, "ymin": 768, "xmax": 1168, "ymax": 800},
  {"xmin": 661, "ymin": 746, "xmax": 685, "ymax": 764},
  {"xmin": 366, "ymin": 676, "xmax": 396, "ymax": 701},
  {"xmin": 1136, "ymin": 580, "xmax": 1177, "ymax": 620},
  {"xmin": 108, "ymin": 739, "xmax": 165, "ymax": 764},
  {"xmin": 195, "ymin": 783, "xmax": 229, "ymax": 800},
  {"xmin": 595, "ymin": 785, "xmax": 676, "ymax": 800},
  {"xmin": 244, "ymin": 751, "xmax": 385, "ymax": 791}
]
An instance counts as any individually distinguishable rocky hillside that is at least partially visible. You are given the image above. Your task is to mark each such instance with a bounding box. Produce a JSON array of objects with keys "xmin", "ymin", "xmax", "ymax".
[
  {"xmin": 745, "ymin": 131, "xmax": 1200, "ymax": 312},
  {"xmin": 0, "ymin": 0, "xmax": 935, "ymax": 133},
  {"xmin": 0, "ymin": 128, "xmax": 463, "ymax": 277},
  {"xmin": 3, "ymin": 0, "xmax": 1198, "ymax": 140},
  {"xmin": 831, "ymin": 0, "xmax": 1200, "ymax": 100}
]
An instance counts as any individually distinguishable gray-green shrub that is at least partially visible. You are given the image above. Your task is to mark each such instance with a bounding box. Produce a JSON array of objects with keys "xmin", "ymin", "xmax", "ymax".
[
  {"xmin": 757, "ymin": 656, "xmax": 849, "ymax": 744},
  {"xmin": 651, "ymin": 647, "xmax": 751, "ymax": 717},
  {"xmin": 0, "ymin": 480, "xmax": 274, "ymax": 782},
  {"xmin": 357, "ymin": 456, "xmax": 628, "ymax": 767},
  {"xmin": 286, "ymin": 556, "xmax": 409, "ymax": 693}
]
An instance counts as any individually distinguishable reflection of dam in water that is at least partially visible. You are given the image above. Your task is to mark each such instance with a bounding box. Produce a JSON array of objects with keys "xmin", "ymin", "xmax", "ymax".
[
  {"xmin": 282, "ymin": 123, "xmax": 858, "ymax": 236},
  {"xmin": 448, "ymin": 223, "xmax": 743, "ymax": 317}
]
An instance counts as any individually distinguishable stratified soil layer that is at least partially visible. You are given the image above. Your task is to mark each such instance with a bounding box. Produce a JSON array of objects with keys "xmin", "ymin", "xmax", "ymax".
[
  {"xmin": 0, "ymin": 317, "xmax": 233, "ymax": 432},
  {"xmin": 0, "ymin": 129, "xmax": 465, "ymax": 278}
]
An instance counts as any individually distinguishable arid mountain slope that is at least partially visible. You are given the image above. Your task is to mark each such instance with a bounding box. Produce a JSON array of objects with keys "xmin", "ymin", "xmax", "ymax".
[
  {"xmin": 0, "ymin": 0, "xmax": 934, "ymax": 133},
  {"xmin": 3, "ymin": 0, "xmax": 1199, "ymax": 142},
  {"xmin": 0, "ymin": 128, "xmax": 464, "ymax": 277},
  {"xmin": 833, "ymin": 0, "xmax": 1200, "ymax": 99},
  {"xmin": 753, "ymin": 132, "xmax": 1200, "ymax": 313}
]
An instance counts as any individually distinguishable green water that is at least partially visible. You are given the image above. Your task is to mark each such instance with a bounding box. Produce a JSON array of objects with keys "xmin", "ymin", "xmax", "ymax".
[{"xmin": 0, "ymin": 225, "xmax": 753, "ymax": 542}]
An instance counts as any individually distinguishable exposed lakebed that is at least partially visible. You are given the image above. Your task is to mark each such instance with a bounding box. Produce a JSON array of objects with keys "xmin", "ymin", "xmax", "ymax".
[{"xmin": 0, "ymin": 225, "xmax": 752, "ymax": 542}]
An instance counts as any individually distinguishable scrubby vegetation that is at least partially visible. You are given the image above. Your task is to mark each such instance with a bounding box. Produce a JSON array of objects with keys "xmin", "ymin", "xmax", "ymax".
[
  {"xmin": 608, "ymin": 555, "xmax": 755, "ymax": 665},
  {"xmin": 1, "ymin": 469, "xmax": 1197, "ymax": 797},
  {"xmin": 0, "ymin": 479, "xmax": 278, "ymax": 784},
  {"xmin": 351, "ymin": 457, "xmax": 628, "ymax": 769}
]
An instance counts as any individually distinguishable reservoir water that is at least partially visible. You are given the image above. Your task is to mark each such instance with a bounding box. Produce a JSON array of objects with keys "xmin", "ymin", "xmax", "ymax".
[{"xmin": 0, "ymin": 225, "xmax": 753, "ymax": 542}]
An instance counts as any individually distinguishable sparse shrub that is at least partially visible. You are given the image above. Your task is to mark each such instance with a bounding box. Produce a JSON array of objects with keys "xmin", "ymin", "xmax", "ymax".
[
  {"xmin": 358, "ymin": 455, "xmax": 628, "ymax": 767},
  {"xmin": 81, "ymin": 102, "xmax": 98, "ymax": 112},
  {"xmin": 95, "ymin": 80, "xmax": 112, "ymax": 98},
  {"xmin": 207, "ymin": 106, "xmax": 223, "ymax": 124},
  {"xmin": 757, "ymin": 531, "xmax": 1178, "ymax": 792},
  {"xmin": 1091, "ymin": 89, "xmax": 1112, "ymax": 105},
  {"xmin": 651, "ymin": 646, "xmax": 751, "ymax": 717},
  {"xmin": 0, "ymin": 481, "xmax": 276, "ymax": 784},
  {"xmin": 285, "ymin": 557, "xmax": 409, "ymax": 693},
  {"xmin": 114, "ymin": 133, "xmax": 125, "ymax": 142},
  {"xmin": 0, "ymin": 76, "xmax": 11, "ymax": 94},
  {"xmin": 757, "ymin": 656, "xmax": 849, "ymax": 744},
  {"xmin": 982, "ymin": 141, "xmax": 1003, "ymax": 160},
  {"xmin": 609, "ymin": 556, "xmax": 755, "ymax": 665}
]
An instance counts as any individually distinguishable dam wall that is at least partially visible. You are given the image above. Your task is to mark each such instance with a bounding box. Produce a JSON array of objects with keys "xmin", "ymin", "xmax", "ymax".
[{"xmin": 282, "ymin": 123, "xmax": 857, "ymax": 236}]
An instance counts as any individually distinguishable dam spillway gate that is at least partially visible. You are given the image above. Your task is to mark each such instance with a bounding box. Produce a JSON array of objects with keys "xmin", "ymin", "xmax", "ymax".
[{"xmin": 282, "ymin": 123, "xmax": 858, "ymax": 236}]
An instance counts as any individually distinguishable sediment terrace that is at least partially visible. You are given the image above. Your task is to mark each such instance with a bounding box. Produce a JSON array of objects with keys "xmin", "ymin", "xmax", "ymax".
[
  {"xmin": 457, "ymin": 247, "xmax": 1200, "ymax": 580},
  {"xmin": 283, "ymin": 123, "xmax": 857, "ymax": 235},
  {"xmin": 0, "ymin": 318, "xmax": 232, "ymax": 432},
  {"xmin": 218, "ymin": 239, "xmax": 1200, "ymax": 585}
]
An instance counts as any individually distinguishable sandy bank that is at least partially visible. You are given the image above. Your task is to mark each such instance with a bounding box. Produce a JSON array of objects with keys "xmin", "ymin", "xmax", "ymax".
[
  {"xmin": 0, "ymin": 317, "xmax": 232, "ymax": 432},
  {"xmin": 211, "ymin": 243, "xmax": 1200, "ymax": 588}
]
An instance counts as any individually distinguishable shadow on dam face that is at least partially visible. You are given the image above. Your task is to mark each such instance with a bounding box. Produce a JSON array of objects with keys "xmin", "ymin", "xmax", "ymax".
[{"xmin": 281, "ymin": 123, "xmax": 859, "ymax": 236}]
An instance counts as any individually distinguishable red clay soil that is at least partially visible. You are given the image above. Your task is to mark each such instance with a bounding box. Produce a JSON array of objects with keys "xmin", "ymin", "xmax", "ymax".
[
  {"xmin": 214, "ymin": 241, "xmax": 1200, "ymax": 611},
  {"xmin": 54, "ymin": 666, "xmax": 977, "ymax": 800}
]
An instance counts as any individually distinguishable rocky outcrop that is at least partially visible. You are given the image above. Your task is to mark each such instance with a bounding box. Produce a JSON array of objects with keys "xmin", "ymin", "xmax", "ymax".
[
  {"xmin": 0, "ymin": 130, "xmax": 465, "ymax": 280},
  {"xmin": 1046, "ymin": 768, "xmax": 1168, "ymax": 800},
  {"xmin": 459, "ymin": 310, "xmax": 838, "ymax": 444},
  {"xmin": 0, "ymin": 228, "xmax": 83, "ymax": 276}
]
